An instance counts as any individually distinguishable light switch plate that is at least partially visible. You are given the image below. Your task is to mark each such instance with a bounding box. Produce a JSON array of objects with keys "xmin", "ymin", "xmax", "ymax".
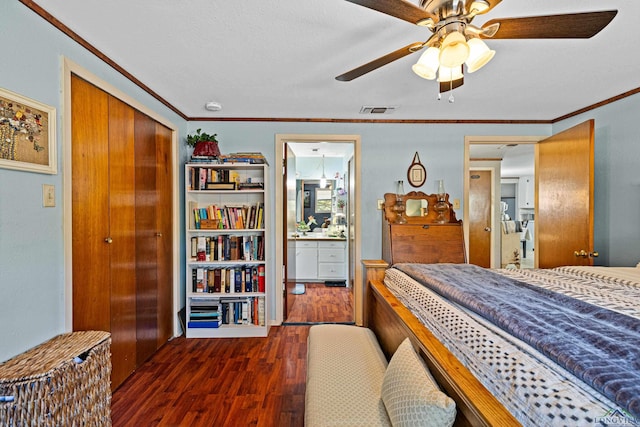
[
  {"xmin": 377, "ymin": 199, "xmax": 385, "ymax": 210},
  {"xmin": 453, "ymin": 198, "xmax": 460, "ymax": 209},
  {"xmin": 43, "ymin": 184, "xmax": 55, "ymax": 207}
]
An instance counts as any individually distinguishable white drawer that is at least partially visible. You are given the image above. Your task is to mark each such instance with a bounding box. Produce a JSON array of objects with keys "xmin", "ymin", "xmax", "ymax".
[
  {"xmin": 295, "ymin": 241, "xmax": 317, "ymax": 249},
  {"xmin": 318, "ymin": 248, "xmax": 344, "ymax": 262},
  {"xmin": 317, "ymin": 240, "xmax": 345, "ymax": 249},
  {"xmin": 318, "ymin": 262, "xmax": 346, "ymax": 278}
]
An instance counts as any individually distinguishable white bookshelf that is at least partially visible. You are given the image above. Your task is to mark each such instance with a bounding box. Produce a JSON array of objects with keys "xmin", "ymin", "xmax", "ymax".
[{"xmin": 184, "ymin": 162, "xmax": 269, "ymax": 338}]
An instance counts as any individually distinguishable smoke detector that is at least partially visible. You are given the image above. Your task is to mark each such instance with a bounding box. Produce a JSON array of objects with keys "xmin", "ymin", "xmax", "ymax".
[{"xmin": 205, "ymin": 101, "xmax": 222, "ymax": 112}]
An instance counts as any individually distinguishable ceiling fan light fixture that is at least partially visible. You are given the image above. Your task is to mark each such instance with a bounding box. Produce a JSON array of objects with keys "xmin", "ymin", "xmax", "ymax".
[
  {"xmin": 437, "ymin": 65, "xmax": 463, "ymax": 83},
  {"xmin": 438, "ymin": 31, "xmax": 469, "ymax": 68},
  {"xmin": 465, "ymin": 37, "xmax": 495, "ymax": 73},
  {"xmin": 411, "ymin": 46, "xmax": 440, "ymax": 80}
]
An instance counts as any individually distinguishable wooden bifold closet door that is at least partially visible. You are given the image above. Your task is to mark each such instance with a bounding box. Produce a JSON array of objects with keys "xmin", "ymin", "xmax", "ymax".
[{"xmin": 71, "ymin": 75, "xmax": 173, "ymax": 390}]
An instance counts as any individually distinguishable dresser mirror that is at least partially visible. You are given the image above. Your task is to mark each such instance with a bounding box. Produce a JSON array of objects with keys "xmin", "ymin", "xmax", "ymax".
[{"xmin": 405, "ymin": 198, "xmax": 428, "ymax": 217}]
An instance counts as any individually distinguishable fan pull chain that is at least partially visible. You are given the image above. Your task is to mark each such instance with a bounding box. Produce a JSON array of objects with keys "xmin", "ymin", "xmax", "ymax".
[
  {"xmin": 449, "ymin": 78, "xmax": 455, "ymax": 103},
  {"xmin": 436, "ymin": 79, "xmax": 455, "ymax": 102}
]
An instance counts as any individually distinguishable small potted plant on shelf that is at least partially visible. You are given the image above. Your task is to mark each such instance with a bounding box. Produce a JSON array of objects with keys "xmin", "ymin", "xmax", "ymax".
[{"xmin": 186, "ymin": 128, "xmax": 221, "ymax": 157}]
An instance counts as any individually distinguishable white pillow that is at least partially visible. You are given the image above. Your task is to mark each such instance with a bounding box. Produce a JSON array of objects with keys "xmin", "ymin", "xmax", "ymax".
[{"xmin": 381, "ymin": 338, "xmax": 456, "ymax": 427}]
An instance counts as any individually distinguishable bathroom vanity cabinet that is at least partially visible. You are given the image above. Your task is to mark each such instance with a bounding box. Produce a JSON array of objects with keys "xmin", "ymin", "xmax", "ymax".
[{"xmin": 290, "ymin": 237, "xmax": 346, "ymax": 282}]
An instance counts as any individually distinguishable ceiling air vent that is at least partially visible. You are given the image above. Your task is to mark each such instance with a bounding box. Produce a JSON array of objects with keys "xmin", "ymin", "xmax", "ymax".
[{"xmin": 359, "ymin": 106, "xmax": 397, "ymax": 114}]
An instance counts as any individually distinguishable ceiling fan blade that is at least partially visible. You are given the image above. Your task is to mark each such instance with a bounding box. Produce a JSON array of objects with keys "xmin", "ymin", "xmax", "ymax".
[
  {"xmin": 336, "ymin": 42, "xmax": 423, "ymax": 81},
  {"xmin": 344, "ymin": 0, "xmax": 436, "ymax": 25},
  {"xmin": 482, "ymin": 10, "xmax": 617, "ymax": 39}
]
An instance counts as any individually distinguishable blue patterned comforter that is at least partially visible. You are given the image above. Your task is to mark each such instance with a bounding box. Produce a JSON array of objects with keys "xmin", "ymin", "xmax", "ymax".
[{"xmin": 394, "ymin": 263, "xmax": 640, "ymax": 419}]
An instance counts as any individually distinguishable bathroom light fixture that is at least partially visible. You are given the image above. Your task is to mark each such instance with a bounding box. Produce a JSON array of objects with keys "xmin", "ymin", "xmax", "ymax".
[{"xmin": 320, "ymin": 155, "xmax": 327, "ymax": 188}]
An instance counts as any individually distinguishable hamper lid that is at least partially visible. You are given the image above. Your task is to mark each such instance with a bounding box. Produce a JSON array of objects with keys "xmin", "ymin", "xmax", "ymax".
[{"xmin": 0, "ymin": 331, "xmax": 110, "ymax": 381}]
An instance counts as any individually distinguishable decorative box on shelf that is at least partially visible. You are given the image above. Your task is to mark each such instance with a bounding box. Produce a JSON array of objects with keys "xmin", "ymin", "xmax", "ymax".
[{"xmin": 199, "ymin": 219, "xmax": 219, "ymax": 229}]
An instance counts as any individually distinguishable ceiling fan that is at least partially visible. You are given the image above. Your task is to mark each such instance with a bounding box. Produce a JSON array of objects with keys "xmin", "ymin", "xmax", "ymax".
[{"xmin": 336, "ymin": 0, "xmax": 617, "ymax": 94}]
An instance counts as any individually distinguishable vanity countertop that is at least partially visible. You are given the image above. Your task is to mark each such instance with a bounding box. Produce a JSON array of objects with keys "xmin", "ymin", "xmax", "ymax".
[{"xmin": 289, "ymin": 234, "xmax": 346, "ymax": 241}]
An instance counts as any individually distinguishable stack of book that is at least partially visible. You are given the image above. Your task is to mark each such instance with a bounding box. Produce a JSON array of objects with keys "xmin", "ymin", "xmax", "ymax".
[
  {"xmin": 188, "ymin": 297, "xmax": 221, "ymax": 328},
  {"xmin": 220, "ymin": 152, "xmax": 267, "ymax": 164},
  {"xmin": 190, "ymin": 155, "xmax": 221, "ymax": 164}
]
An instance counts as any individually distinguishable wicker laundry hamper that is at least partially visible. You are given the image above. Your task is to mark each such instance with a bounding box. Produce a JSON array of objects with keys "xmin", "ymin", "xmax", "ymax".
[{"xmin": 0, "ymin": 331, "xmax": 111, "ymax": 426}]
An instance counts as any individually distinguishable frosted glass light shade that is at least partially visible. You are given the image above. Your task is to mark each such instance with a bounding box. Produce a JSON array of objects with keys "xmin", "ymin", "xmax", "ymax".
[
  {"xmin": 465, "ymin": 38, "xmax": 495, "ymax": 73},
  {"xmin": 411, "ymin": 47, "xmax": 440, "ymax": 80},
  {"xmin": 437, "ymin": 65, "xmax": 463, "ymax": 82},
  {"xmin": 438, "ymin": 32, "xmax": 469, "ymax": 68}
]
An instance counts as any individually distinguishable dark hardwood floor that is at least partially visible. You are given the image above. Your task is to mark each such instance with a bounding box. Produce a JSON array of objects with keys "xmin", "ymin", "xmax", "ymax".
[
  {"xmin": 111, "ymin": 284, "xmax": 353, "ymax": 426},
  {"xmin": 284, "ymin": 283, "xmax": 354, "ymax": 324},
  {"xmin": 112, "ymin": 326, "xmax": 309, "ymax": 426}
]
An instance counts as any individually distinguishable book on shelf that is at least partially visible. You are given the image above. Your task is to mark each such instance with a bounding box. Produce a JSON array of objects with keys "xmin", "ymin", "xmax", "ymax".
[
  {"xmin": 213, "ymin": 268, "xmax": 222, "ymax": 293},
  {"xmin": 258, "ymin": 297, "xmax": 265, "ymax": 326},
  {"xmin": 187, "ymin": 320, "xmax": 220, "ymax": 328},
  {"xmin": 257, "ymin": 265, "xmax": 265, "ymax": 293},
  {"xmin": 234, "ymin": 267, "xmax": 243, "ymax": 293},
  {"xmin": 244, "ymin": 266, "xmax": 252, "ymax": 292},
  {"xmin": 195, "ymin": 268, "xmax": 205, "ymax": 293},
  {"xmin": 189, "ymin": 312, "xmax": 220, "ymax": 319}
]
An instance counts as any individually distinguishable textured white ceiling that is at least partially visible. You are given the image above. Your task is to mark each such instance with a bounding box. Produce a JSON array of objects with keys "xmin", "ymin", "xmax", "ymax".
[{"xmin": 32, "ymin": 0, "xmax": 640, "ymax": 121}]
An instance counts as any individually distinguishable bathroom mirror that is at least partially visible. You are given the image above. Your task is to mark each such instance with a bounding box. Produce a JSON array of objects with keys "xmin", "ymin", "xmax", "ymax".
[{"xmin": 406, "ymin": 198, "xmax": 428, "ymax": 217}]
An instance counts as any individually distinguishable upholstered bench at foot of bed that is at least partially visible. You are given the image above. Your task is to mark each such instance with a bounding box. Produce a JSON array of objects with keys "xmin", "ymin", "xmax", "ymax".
[
  {"xmin": 305, "ymin": 324, "xmax": 457, "ymax": 427},
  {"xmin": 305, "ymin": 324, "xmax": 391, "ymax": 426}
]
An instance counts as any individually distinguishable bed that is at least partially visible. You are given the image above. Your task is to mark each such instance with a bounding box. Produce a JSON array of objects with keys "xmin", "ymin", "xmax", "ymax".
[{"xmin": 363, "ymin": 261, "xmax": 640, "ymax": 427}]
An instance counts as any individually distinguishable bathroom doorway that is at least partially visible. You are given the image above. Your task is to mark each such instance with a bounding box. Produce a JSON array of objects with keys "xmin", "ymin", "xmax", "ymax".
[{"xmin": 274, "ymin": 135, "xmax": 361, "ymax": 325}]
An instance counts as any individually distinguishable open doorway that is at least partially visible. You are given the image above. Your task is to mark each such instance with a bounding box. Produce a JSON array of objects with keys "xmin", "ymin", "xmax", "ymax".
[
  {"xmin": 464, "ymin": 136, "xmax": 541, "ymax": 268},
  {"xmin": 465, "ymin": 122, "xmax": 596, "ymax": 270},
  {"xmin": 274, "ymin": 135, "xmax": 362, "ymax": 326}
]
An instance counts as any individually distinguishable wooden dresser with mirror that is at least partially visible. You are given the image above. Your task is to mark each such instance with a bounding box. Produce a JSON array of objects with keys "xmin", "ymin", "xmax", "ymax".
[{"xmin": 382, "ymin": 191, "xmax": 466, "ymax": 265}]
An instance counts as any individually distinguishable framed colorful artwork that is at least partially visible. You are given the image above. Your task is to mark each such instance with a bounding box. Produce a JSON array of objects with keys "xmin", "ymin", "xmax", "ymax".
[{"xmin": 0, "ymin": 87, "xmax": 57, "ymax": 174}]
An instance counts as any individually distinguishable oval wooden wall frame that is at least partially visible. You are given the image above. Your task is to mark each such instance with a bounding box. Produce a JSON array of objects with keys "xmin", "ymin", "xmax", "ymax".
[{"xmin": 407, "ymin": 152, "xmax": 426, "ymax": 188}]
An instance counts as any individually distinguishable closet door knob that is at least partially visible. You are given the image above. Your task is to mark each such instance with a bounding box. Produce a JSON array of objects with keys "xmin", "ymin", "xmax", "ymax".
[
  {"xmin": 484, "ymin": 227, "xmax": 491, "ymax": 232},
  {"xmin": 104, "ymin": 237, "xmax": 113, "ymax": 244},
  {"xmin": 156, "ymin": 233, "xmax": 163, "ymax": 237}
]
